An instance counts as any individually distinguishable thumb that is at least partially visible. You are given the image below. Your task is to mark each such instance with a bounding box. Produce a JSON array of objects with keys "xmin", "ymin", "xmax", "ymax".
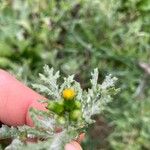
[{"xmin": 65, "ymin": 141, "xmax": 82, "ymax": 150}]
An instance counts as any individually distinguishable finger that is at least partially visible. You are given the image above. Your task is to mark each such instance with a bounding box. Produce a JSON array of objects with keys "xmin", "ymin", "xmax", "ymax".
[
  {"xmin": 76, "ymin": 133, "xmax": 85, "ymax": 143},
  {"xmin": 65, "ymin": 141, "xmax": 82, "ymax": 150},
  {"xmin": 0, "ymin": 69, "xmax": 46, "ymax": 126}
]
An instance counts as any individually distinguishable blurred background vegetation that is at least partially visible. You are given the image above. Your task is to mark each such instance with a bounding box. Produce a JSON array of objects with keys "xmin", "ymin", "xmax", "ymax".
[{"xmin": 0, "ymin": 0, "xmax": 150, "ymax": 149}]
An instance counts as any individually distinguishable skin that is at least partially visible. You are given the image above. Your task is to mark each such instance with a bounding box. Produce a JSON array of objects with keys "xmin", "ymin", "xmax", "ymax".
[{"xmin": 0, "ymin": 69, "xmax": 82, "ymax": 150}]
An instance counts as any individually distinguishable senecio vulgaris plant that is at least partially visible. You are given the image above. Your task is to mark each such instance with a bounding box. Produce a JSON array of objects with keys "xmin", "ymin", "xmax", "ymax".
[{"xmin": 0, "ymin": 65, "xmax": 118, "ymax": 150}]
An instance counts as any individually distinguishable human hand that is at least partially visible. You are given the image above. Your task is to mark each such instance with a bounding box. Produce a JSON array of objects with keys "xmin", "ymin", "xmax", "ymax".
[{"xmin": 0, "ymin": 69, "xmax": 83, "ymax": 150}]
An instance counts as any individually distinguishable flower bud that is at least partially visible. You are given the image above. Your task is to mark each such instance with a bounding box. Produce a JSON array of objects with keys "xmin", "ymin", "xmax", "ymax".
[
  {"xmin": 75, "ymin": 101, "xmax": 81, "ymax": 109},
  {"xmin": 47, "ymin": 101, "xmax": 55, "ymax": 111},
  {"xmin": 47, "ymin": 101, "xmax": 64, "ymax": 115},
  {"xmin": 57, "ymin": 116, "xmax": 66, "ymax": 125},
  {"xmin": 62, "ymin": 88, "xmax": 76, "ymax": 100},
  {"xmin": 54, "ymin": 101, "xmax": 64, "ymax": 115},
  {"xmin": 70, "ymin": 109, "xmax": 82, "ymax": 121}
]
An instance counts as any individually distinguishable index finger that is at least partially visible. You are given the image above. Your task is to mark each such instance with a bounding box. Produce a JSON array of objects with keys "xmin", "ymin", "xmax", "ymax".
[{"xmin": 0, "ymin": 69, "xmax": 46, "ymax": 126}]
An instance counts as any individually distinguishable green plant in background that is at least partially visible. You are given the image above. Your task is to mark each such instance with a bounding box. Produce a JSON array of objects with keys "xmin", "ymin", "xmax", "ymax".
[
  {"xmin": 0, "ymin": 0, "xmax": 149, "ymax": 82},
  {"xmin": 107, "ymin": 98, "xmax": 150, "ymax": 150},
  {"xmin": 0, "ymin": 0, "xmax": 150, "ymax": 149},
  {"xmin": 0, "ymin": 65, "xmax": 118, "ymax": 149}
]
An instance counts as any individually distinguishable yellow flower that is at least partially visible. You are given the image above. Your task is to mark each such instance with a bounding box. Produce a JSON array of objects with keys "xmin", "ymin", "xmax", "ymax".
[{"xmin": 62, "ymin": 88, "xmax": 76, "ymax": 100}]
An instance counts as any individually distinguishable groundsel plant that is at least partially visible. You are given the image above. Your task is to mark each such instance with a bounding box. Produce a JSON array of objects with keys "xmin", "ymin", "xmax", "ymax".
[{"xmin": 0, "ymin": 65, "xmax": 118, "ymax": 150}]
